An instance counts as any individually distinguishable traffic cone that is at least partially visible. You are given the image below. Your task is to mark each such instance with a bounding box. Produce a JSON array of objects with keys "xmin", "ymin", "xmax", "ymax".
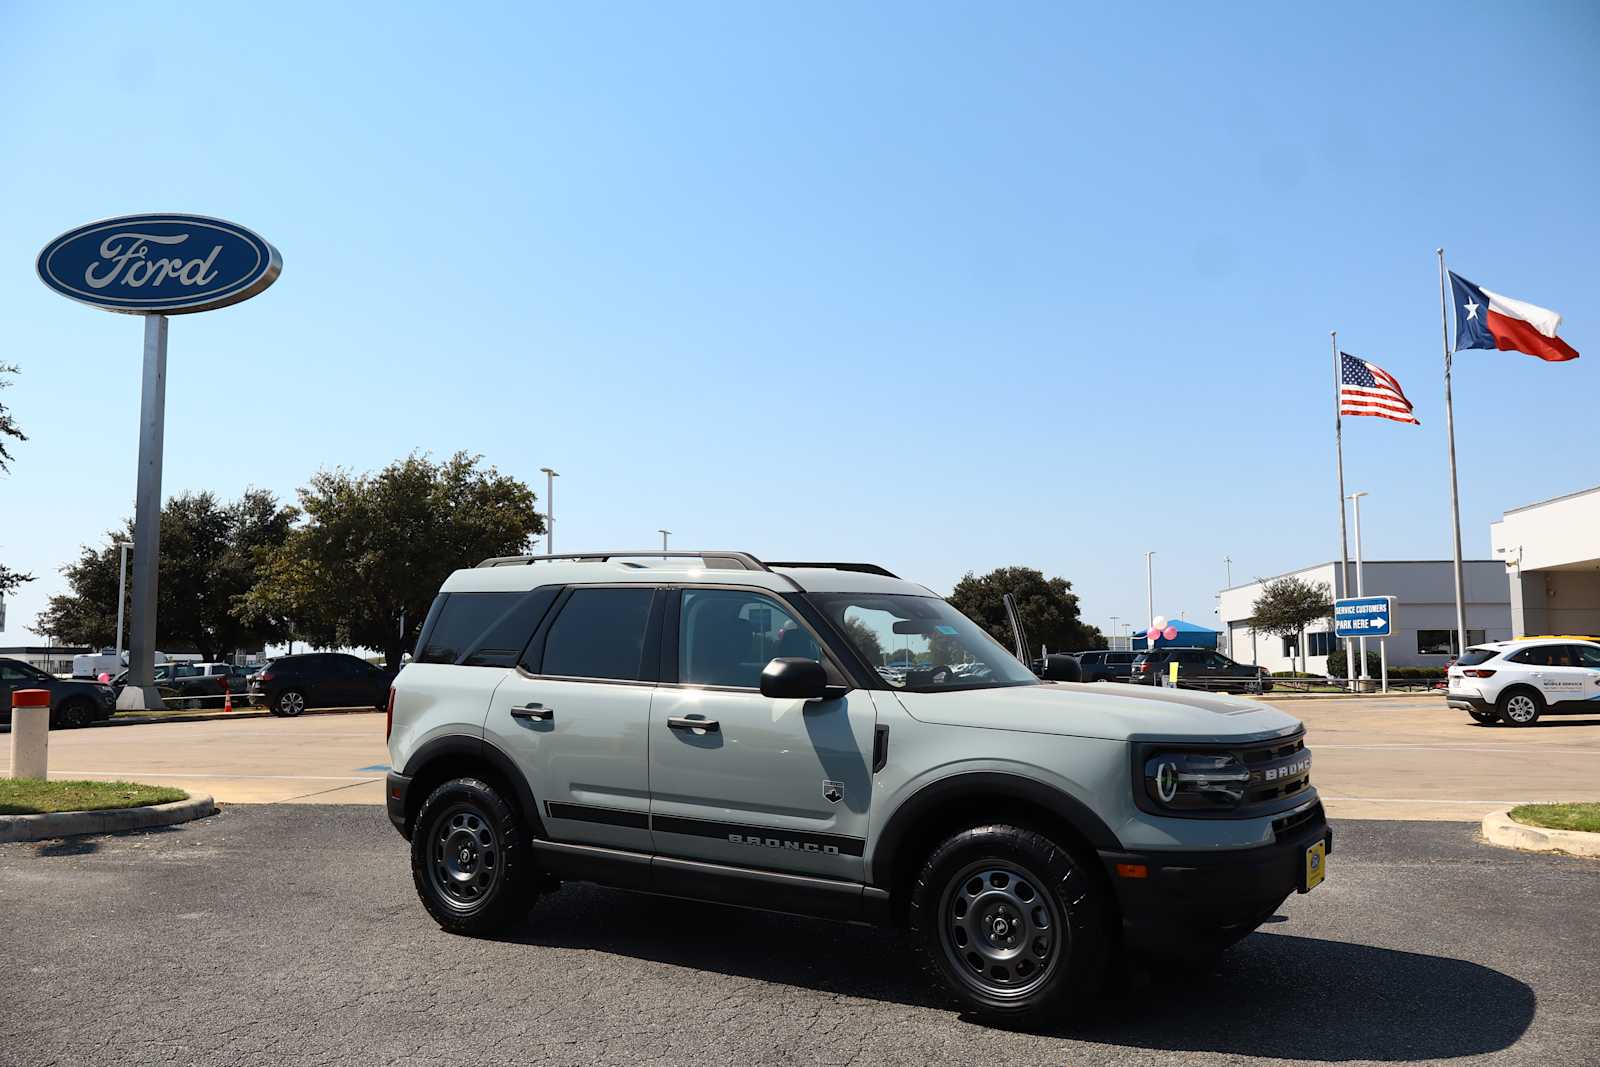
[{"xmin": 223, "ymin": 688, "xmax": 233, "ymax": 713}]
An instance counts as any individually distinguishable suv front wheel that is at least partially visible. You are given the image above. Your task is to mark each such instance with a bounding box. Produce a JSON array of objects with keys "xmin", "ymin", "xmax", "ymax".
[
  {"xmin": 411, "ymin": 777, "xmax": 531, "ymax": 935},
  {"xmin": 908, "ymin": 824, "xmax": 1111, "ymax": 1023}
]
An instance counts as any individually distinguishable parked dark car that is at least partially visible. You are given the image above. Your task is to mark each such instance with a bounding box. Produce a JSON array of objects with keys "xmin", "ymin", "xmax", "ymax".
[
  {"xmin": 1074, "ymin": 649, "xmax": 1138, "ymax": 683},
  {"xmin": 165, "ymin": 662, "xmax": 255, "ymax": 708},
  {"xmin": 252, "ymin": 653, "xmax": 395, "ymax": 717},
  {"xmin": 0, "ymin": 657, "xmax": 118, "ymax": 728},
  {"xmin": 1130, "ymin": 647, "xmax": 1273, "ymax": 692}
]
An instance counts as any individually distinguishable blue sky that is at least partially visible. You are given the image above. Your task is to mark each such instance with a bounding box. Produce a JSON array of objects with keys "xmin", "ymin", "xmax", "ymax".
[{"xmin": 2, "ymin": 1, "xmax": 1597, "ymax": 646}]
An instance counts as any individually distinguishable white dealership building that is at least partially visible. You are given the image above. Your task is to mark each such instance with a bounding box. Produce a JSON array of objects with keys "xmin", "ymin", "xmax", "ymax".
[
  {"xmin": 1219, "ymin": 560, "xmax": 1511, "ymax": 674},
  {"xmin": 1490, "ymin": 485, "xmax": 1600, "ymax": 638}
]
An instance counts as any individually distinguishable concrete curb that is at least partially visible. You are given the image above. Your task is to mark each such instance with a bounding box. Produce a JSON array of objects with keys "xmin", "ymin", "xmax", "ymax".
[
  {"xmin": 1482, "ymin": 808, "xmax": 1600, "ymax": 859},
  {"xmin": 0, "ymin": 794, "xmax": 218, "ymax": 844}
]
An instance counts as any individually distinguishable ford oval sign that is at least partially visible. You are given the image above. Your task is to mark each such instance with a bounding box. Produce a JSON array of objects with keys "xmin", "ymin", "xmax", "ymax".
[{"xmin": 37, "ymin": 214, "xmax": 281, "ymax": 315}]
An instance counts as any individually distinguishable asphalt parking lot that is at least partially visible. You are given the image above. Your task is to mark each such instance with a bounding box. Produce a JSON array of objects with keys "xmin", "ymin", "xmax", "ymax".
[{"xmin": 1, "ymin": 806, "xmax": 1596, "ymax": 1066}]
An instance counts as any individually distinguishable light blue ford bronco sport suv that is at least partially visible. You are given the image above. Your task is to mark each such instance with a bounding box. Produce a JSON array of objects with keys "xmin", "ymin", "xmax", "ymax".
[{"xmin": 385, "ymin": 550, "xmax": 1329, "ymax": 1023}]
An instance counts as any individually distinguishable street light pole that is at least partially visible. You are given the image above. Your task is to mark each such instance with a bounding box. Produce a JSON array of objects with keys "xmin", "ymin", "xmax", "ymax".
[
  {"xmin": 659, "ymin": 529, "xmax": 671, "ymax": 556},
  {"xmin": 1144, "ymin": 551, "xmax": 1155, "ymax": 627},
  {"xmin": 540, "ymin": 467, "xmax": 559, "ymax": 555},
  {"xmin": 114, "ymin": 541, "xmax": 133, "ymax": 667},
  {"xmin": 1224, "ymin": 555, "xmax": 1232, "ymax": 588},
  {"xmin": 1349, "ymin": 491, "xmax": 1369, "ymax": 688}
]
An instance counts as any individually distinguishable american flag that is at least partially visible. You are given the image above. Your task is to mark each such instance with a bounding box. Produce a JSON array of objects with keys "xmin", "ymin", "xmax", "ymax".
[{"xmin": 1340, "ymin": 352, "xmax": 1419, "ymax": 425}]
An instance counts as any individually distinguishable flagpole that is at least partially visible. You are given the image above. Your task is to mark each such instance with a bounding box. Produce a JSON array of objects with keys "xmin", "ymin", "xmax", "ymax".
[
  {"xmin": 1332, "ymin": 330, "xmax": 1355, "ymax": 693},
  {"xmin": 1438, "ymin": 248, "xmax": 1469, "ymax": 657}
]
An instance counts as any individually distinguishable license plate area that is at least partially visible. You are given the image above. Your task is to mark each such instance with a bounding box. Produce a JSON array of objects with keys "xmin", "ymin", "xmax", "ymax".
[{"xmin": 1301, "ymin": 839, "xmax": 1327, "ymax": 893}]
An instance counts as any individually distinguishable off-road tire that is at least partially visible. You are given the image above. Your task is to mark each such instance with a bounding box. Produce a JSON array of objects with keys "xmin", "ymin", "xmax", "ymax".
[
  {"xmin": 410, "ymin": 776, "xmax": 532, "ymax": 936},
  {"xmin": 908, "ymin": 824, "xmax": 1112, "ymax": 1024}
]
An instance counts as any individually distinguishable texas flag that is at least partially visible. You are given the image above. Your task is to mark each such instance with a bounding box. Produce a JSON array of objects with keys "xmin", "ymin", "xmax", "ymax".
[{"xmin": 1449, "ymin": 272, "xmax": 1579, "ymax": 362}]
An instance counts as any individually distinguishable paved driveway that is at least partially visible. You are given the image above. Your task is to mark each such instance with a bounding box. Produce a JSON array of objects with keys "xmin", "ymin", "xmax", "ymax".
[
  {"xmin": 1, "ymin": 808, "xmax": 1595, "ymax": 1066},
  {"xmin": 10, "ymin": 695, "xmax": 1598, "ymax": 820}
]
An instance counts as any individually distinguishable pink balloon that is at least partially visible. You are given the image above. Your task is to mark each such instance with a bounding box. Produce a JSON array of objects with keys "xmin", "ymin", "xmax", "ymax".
[
  {"xmin": 1146, "ymin": 627, "xmax": 1161, "ymax": 643},
  {"xmin": 1163, "ymin": 625, "xmax": 1178, "ymax": 641}
]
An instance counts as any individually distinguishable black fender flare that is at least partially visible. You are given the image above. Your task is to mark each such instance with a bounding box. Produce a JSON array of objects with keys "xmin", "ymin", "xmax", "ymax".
[
  {"xmin": 867, "ymin": 771, "xmax": 1121, "ymax": 887},
  {"xmin": 401, "ymin": 733, "xmax": 542, "ymax": 836}
]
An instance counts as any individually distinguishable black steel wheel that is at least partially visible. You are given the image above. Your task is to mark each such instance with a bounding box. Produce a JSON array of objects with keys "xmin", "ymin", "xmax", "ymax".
[
  {"xmin": 909, "ymin": 824, "xmax": 1111, "ymax": 1023},
  {"xmin": 410, "ymin": 776, "xmax": 532, "ymax": 934}
]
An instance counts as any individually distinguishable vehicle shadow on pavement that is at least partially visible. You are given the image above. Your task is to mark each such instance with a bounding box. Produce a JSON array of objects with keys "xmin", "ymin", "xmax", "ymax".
[
  {"xmin": 1081, "ymin": 932, "xmax": 1536, "ymax": 1060},
  {"xmin": 504, "ymin": 890, "xmax": 1535, "ymax": 1059}
]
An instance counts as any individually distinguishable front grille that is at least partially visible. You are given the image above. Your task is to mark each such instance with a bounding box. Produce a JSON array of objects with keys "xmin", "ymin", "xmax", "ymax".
[{"xmin": 1241, "ymin": 734, "xmax": 1312, "ymax": 806}]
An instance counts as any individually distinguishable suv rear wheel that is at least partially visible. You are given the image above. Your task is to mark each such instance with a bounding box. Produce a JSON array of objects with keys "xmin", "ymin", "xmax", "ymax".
[
  {"xmin": 1497, "ymin": 688, "xmax": 1543, "ymax": 726},
  {"xmin": 908, "ymin": 824, "xmax": 1111, "ymax": 1023},
  {"xmin": 274, "ymin": 689, "xmax": 306, "ymax": 717},
  {"xmin": 411, "ymin": 777, "xmax": 532, "ymax": 935}
]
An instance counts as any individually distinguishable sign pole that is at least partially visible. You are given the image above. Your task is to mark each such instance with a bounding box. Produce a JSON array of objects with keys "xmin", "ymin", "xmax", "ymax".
[
  {"xmin": 118, "ymin": 314, "xmax": 169, "ymax": 710},
  {"xmin": 1380, "ymin": 638, "xmax": 1388, "ymax": 693}
]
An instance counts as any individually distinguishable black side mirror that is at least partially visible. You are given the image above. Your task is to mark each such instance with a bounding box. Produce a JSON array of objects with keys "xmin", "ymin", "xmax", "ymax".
[{"xmin": 761, "ymin": 657, "xmax": 836, "ymax": 700}]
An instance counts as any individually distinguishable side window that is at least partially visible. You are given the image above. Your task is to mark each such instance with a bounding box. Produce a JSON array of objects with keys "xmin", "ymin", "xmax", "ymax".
[
  {"xmin": 1509, "ymin": 646, "xmax": 1556, "ymax": 667},
  {"xmin": 680, "ymin": 588, "xmax": 820, "ymax": 689},
  {"xmin": 539, "ymin": 587, "xmax": 655, "ymax": 681},
  {"xmin": 416, "ymin": 589, "xmax": 557, "ymax": 667},
  {"xmin": 1574, "ymin": 645, "xmax": 1600, "ymax": 669}
]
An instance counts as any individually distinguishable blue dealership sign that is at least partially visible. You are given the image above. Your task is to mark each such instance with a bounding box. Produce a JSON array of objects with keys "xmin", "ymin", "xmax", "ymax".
[
  {"xmin": 37, "ymin": 214, "xmax": 281, "ymax": 315},
  {"xmin": 1333, "ymin": 595, "xmax": 1396, "ymax": 639}
]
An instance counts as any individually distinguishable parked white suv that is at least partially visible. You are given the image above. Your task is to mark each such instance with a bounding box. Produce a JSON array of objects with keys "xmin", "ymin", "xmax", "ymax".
[
  {"xmin": 385, "ymin": 550, "xmax": 1330, "ymax": 1023},
  {"xmin": 1447, "ymin": 637, "xmax": 1600, "ymax": 725}
]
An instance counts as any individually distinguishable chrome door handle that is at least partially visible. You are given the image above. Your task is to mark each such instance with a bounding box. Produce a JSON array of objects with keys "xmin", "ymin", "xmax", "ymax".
[
  {"xmin": 667, "ymin": 716, "xmax": 719, "ymax": 733},
  {"xmin": 511, "ymin": 703, "xmax": 553, "ymax": 721}
]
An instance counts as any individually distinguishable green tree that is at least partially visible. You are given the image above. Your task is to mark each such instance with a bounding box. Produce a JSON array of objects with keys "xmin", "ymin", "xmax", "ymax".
[
  {"xmin": 1249, "ymin": 576, "xmax": 1332, "ymax": 675},
  {"xmin": 948, "ymin": 566, "xmax": 1105, "ymax": 654},
  {"xmin": 1, "ymin": 362, "xmax": 33, "ymax": 597},
  {"xmin": 35, "ymin": 490, "xmax": 297, "ymax": 659},
  {"xmin": 1326, "ymin": 645, "xmax": 1380, "ymax": 679},
  {"xmin": 241, "ymin": 452, "xmax": 543, "ymax": 668}
]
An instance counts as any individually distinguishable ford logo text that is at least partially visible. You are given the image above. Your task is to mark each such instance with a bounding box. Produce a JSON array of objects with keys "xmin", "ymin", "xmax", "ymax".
[{"xmin": 37, "ymin": 214, "xmax": 281, "ymax": 315}]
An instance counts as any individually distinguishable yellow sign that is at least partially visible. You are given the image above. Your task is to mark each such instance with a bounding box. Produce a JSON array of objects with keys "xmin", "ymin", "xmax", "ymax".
[
  {"xmin": 1168, "ymin": 661, "xmax": 1179, "ymax": 687},
  {"xmin": 1304, "ymin": 840, "xmax": 1327, "ymax": 891}
]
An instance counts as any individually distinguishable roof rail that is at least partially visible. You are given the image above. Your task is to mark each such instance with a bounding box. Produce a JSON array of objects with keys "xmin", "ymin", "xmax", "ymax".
[
  {"xmin": 766, "ymin": 561, "xmax": 899, "ymax": 579},
  {"xmin": 476, "ymin": 550, "xmax": 771, "ymax": 572}
]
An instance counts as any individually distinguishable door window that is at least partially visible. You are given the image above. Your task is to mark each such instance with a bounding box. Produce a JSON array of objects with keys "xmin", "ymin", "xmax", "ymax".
[
  {"xmin": 679, "ymin": 588, "xmax": 819, "ymax": 689},
  {"xmin": 1573, "ymin": 645, "xmax": 1600, "ymax": 670},
  {"xmin": 539, "ymin": 587, "xmax": 654, "ymax": 681}
]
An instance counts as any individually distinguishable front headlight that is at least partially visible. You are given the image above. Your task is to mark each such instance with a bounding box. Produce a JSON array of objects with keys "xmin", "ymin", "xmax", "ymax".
[{"xmin": 1142, "ymin": 752, "xmax": 1250, "ymax": 811}]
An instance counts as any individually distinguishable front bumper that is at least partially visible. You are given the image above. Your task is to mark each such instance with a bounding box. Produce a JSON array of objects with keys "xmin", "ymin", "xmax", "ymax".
[
  {"xmin": 1098, "ymin": 807, "xmax": 1332, "ymax": 958},
  {"xmin": 385, "ymin": 771, "xmax": 412, "ymax": 837}
]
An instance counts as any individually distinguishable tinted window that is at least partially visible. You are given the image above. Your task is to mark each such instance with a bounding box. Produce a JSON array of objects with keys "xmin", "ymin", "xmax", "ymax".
[
  {"xmin": 1080, "ymin": 653, "xmax": 1103, "ymax": 664},
  {"xmin": 1109, "ymin": 653, "xmax": 1134, "ymax": 665},
  {"xmin": 680, "ymin": 588, "xmax": 820, "ymax": 689},
  {"xmin": 1455, "ymin": 648, "xmax": 1499, "ymax": 667},
  {"xmin": 418, "ymin": 589, "xmax": 557, "ymax": 667},
  {"xmin": 540, "ymin": 588, "xmax": 654, "ymax": 681},
  {"xmin": 1508, "ymin": 646, "xmax": 1558, "ymax": 666},
  {"xmin": 1575, "ymin": 645, "xmax": 1600, "ymax": 669}
]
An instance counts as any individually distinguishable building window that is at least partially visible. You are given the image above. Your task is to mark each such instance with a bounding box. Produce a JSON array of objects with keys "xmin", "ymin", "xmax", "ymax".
[
  {"xmin": 1308, "ymin": 632, "xmax": 1335, "ymax": 657},
  {"xmin": 1416, "ymin": 630, "xmax": 1487, "ymax": 656},
  {"xmin": 1282, "ymin": 635, "xmax": 1297, "ymax": 657}
]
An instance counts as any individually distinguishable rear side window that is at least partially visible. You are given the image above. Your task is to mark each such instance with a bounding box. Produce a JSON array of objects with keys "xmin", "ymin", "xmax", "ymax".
[
  {"xmin": 1455, "ymin": 648, "xmax": 1499, "ymax": 667},
  {"xmin": 416, "ymin": 589, "xmax": 558, "ymax": 667},
  {"xmin": 1508, "ymin": 645, "xmax": 1561, "ymax": 667},
  {"xmin": 539, "ymin": 588, "xmax": 655, "ymax": 681}
]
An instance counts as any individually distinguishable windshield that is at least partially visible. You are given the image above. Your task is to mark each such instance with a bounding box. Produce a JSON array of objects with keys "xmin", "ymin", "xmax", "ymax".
[{"xmin": 810, "ymin": 592, "xmax": 1038, "ymax": 692}]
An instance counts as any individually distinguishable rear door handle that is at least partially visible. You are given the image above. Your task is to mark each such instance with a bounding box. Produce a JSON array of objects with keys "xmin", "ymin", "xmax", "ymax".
[
  {"xmin": 511, "ymin": 703, "xmax": 553, "ymax": 721},
  {"xmin": 667, "ymin": 716, "xmax": 719, "ymax": 733}
]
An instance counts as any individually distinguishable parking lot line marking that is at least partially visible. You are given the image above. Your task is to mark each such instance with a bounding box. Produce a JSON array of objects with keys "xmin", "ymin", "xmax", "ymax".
[
  {"xmin": 50, "ymin": 770, "xmax": 384, "ymax": 781},
  {"xmin": 281, "ymin": 779, "xmax": 387, "ymax": 802},
  {"xmin": 1320, "ymin": 795, "xmax": 1572, "ymax": 805},
  {"xmin": 354, "ymin": 764, "xmax": 391, "ymax": 772},
  {"xmin": 1316, "ymin": 744, "xmax": 1597, "ymax": 755}
]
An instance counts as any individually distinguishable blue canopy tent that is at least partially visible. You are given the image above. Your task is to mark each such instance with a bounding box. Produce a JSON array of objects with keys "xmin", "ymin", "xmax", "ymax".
[{"xmin": 1132, "ymin": 618, "xmax": 1219, "ymax": 651}]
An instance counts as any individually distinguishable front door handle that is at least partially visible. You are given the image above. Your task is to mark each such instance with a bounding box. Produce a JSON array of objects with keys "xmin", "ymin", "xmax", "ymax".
[
  {"xmin": 511, "ymin": 703, "xmax": 553, "ymax": 721},
  {"xmin": 667, "ymin": 715, "xmax": 719, "ymax": 733}
]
